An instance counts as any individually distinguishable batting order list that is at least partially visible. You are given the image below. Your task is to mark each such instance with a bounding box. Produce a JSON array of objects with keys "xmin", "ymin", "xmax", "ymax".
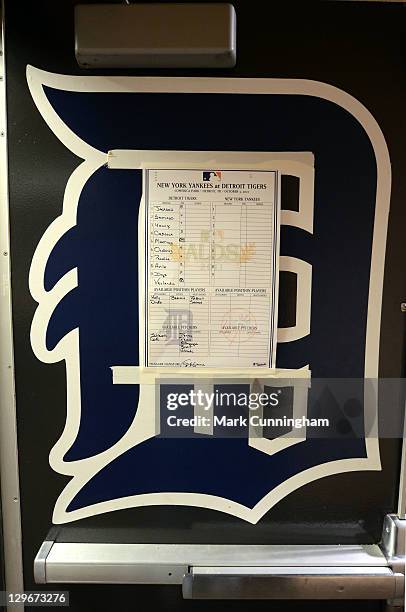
[{"xmin": 144, "ymin": 169, "xmax": 280, "ymax": 368}]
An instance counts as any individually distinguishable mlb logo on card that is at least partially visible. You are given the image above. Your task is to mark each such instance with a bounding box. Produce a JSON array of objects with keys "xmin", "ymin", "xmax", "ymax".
[{"xmin": 203, "ymin": 170, "xmax": 221, "ymax": 181}]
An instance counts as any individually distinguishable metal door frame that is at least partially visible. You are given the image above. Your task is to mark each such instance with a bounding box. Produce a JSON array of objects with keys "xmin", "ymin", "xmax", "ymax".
[{"xmin": 0, "ymin": 2, "xmax": 24, "ymax": 610}]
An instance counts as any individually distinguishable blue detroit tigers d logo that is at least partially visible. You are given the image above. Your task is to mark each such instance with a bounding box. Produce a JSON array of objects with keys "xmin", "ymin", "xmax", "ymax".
[{"xmin": 27, "ymin": 66, "xmax": 390, "ymax": 523}]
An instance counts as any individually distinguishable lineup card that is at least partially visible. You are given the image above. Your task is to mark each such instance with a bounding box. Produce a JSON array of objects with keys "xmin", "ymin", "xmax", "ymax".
[{"xmin": 145, "ymin": 169, "xmax": 280, "ymax": 368}]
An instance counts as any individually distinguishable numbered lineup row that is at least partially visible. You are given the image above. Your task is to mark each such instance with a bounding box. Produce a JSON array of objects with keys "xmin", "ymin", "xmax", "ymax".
[
  {"xmin": 149, "ymin": 201, "xmax": 274, "ymax": 209},
  {"xmin": 150, "ymin": 278, "xmax": 273, "ymax": 288}
]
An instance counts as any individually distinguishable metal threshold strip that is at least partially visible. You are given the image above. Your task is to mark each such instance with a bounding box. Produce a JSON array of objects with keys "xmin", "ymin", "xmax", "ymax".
[{"xmin": 34, "ymin": 540, "xmax": 404, "ymax": 600}]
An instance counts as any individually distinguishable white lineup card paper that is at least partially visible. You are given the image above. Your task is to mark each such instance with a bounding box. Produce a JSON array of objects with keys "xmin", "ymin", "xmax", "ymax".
[{"xmin": 144, "ymin": 168, "xmax": 280, "ymax": 368}]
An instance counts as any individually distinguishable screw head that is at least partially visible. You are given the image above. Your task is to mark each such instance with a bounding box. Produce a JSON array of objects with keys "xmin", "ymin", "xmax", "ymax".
[{"xmin": 401, "ymin": 303, "xmax": 406, "ymax": 312}]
